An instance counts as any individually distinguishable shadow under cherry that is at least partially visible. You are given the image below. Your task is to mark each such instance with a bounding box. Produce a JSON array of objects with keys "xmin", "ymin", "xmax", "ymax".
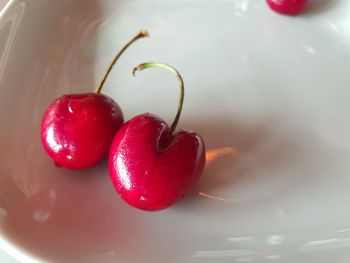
[{"xmin": 305, "ymin": 0, "xmax": 340, "ymax": 17}]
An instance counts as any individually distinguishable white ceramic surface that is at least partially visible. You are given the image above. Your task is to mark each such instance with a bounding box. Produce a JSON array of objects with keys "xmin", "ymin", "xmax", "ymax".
[
  {"xmin": 1, "ymin": 0, "xmax": 350, "ymax": 262},
  {"xmin": 0, "ymin": 248, "xmax": 18, "ymax": 263}
]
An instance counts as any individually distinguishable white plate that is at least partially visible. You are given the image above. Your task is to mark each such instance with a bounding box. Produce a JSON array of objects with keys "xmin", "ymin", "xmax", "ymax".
[{"xmin": 1, "ymin": 0, "xmax": 350, "ymax": 262}]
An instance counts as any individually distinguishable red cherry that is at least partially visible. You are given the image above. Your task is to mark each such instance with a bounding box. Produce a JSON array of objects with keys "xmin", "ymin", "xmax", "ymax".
[
  {"xmin": 108, "ymin": 63, "xmax": 206, "ymax": 211},
  {"xmin": 266, "ymin": 0, "xmax": 307, "ymax": 15},
  {"xmin": 41, "ymin": 93, "xmax": 123, "ymax": 169},
  {"xmin": 41, "ymin": 30, "xmax": 149, "ymax": 170},
  {"xmin": 109, "ymin": 114, "xmax": 205, "ymax": 211}
]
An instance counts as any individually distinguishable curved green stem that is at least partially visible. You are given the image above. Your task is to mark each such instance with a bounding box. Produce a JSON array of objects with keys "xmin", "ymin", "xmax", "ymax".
[
  {"xmin": 95, "ymin": 30, "xmax": 149, "ymax": 94},
  {"xmin": 133, "ymin": 62, "xmax": 184, "ymax": 134}
]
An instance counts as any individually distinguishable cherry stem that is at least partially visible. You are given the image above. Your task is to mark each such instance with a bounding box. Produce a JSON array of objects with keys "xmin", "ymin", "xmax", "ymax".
[
  {"xmin": 95, "ymin": 30, "xmax": 149, "ymax": 94},
  {"xmin": 132, "ymin": 62, "xmax": 184, "ymax": 134}
]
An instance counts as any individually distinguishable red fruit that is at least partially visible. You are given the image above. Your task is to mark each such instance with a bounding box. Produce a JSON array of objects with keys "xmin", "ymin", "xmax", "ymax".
[
  {"xmin": 266, "ymin": 0, "xmax": 307, "ymax": 15},
  {"xmin": 109, "ymin": 114, "xmax": 205, "ymax": 211},
  {"xmin": 108, "ymin": 63, "xmax": 206, "ymax": 211},
  {"xmin": 40, "ymin": 30, "xmax": 148, "ymax": 170},
  {"xmin": 41, "ymin": 93, "xmax": 123, "ymax": 169}
]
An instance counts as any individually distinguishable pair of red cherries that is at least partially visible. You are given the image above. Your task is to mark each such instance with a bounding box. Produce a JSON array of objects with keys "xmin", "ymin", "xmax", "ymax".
[
  {"xmin": 41, "ymin": 0, "xmax": 307, "ymax": 212},
  {"xmin": 41, "ymin": 31, "xmax": 206, "ymax": 211}
]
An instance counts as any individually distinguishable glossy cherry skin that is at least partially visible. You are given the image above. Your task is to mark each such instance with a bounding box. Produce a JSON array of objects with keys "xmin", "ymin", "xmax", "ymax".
[
  {"xmin": 266, "ymin": 0, "xmax": 307, "ymax": 15},
  {"xmin": 108, "ymin": 113, "xmax": 206, "ymax": 211},
  {"xmin": 41, "ymin": 93, "xmax": 124, "ymax": 170}
]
